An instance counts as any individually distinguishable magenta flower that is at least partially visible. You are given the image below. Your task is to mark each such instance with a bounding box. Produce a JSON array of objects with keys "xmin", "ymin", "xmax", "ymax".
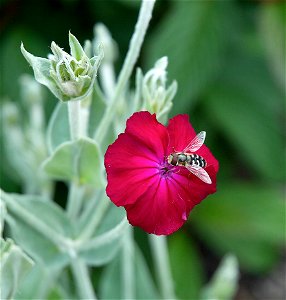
[{"xmin": 104, "ymin": 111, "xmax": 219, "ymax": 235}]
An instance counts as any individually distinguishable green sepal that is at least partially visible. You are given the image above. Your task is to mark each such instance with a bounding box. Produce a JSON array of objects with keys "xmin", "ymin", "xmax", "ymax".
[
  {"xmin": 69, "ymin": 32, "xmax": 86, "ymax": 61},
  {"xmin": 21, "ymin": 43, "xmax": 60, "ymax": 99}
]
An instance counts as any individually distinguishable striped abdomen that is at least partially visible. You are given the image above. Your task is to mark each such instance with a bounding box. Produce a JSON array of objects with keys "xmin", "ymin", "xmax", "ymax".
[
  {"xmin": 168, "ymin": 152, "xmax": 207, "ymax": 168},
  {"xmin": 187, "ymin": 153, "xmax": 206, "ymax": 168}
]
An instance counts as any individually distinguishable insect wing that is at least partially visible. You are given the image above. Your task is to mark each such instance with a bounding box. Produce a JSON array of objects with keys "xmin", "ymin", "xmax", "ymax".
[
  {"xmin": 186, "ymin": 164, "xmax": 212, "ymax": 184},
  {"xmin": 183, "ymin": 131, "xmax": 206, "ymax": 153}
]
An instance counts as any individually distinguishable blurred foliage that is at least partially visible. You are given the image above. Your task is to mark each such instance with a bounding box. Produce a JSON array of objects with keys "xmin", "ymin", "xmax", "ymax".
[
  {"xmin": 0, "ymin": 0, "xmax": 285, "ymax": 299},
  {"xmin": 99, "ymin": 245, "xmax": 159, "ymax": 299},
  {"xmin": 201, "ymin": 254, "xmax": 239, "ymax": 300},
  {"xmin": 192, "ymin": 183, "xmax": 284, "ymax": 274},
  {"xmin": 169, "ymin": 232, "xmax": 204, "ymax": 299}
]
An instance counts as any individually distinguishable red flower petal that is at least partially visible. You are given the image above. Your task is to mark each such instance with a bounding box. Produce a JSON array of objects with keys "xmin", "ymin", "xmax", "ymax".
[
  {"xmin": 125, "ymin": 175, "xmax": 192, "ymax": 235},
  {"xmin": 105, "ymin": 111, "xmax": 169, "ymax": 206},
  {"xmin": 105, "ymin": 134, "xmax": 157, "ymax": 206},
  {"xmin": 167, "ymin": 114, "xmax": 197, "ymax": 153},
  {"xmin": 172, "ymin": 165, "xmax": 217, "ymax": 206},
  {"xmin": 125, "ymin": 111, "xmax": 169, "ymax": 159}
]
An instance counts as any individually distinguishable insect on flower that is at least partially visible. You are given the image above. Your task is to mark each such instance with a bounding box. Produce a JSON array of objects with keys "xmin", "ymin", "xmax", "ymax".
[
  {"xmin": 167, "ymin": 131, "xmax": 212, "ymax": 184},
  {"xmin": 104, "ymin": 111, "xmax": 219, "ymax": 235}
]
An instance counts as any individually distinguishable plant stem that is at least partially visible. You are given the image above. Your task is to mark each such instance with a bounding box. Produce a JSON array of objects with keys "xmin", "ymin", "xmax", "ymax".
[
  {"xmin": 78, "ymin": 194, "xmax": 110, "ymax": 242},
  {"xmin": 67, "ymin": 97, "xmax": 96, "ymax": 300},
  {"xmin": 71, "ymin": 256, "xmax": 96, "ymax": 300},
  {"xmin": 149, "ymin": 235, "xmax": 176, "ymax": 299},
  {"xmin": 77, "ymin": 217, "xmax": 128, "ymax": 251},
  {"xmin": 121, "ymin": 226, "xmax": 135, "ymax": 299},
  {"xmin": 94, "ymin": 0, "xmax": 156, "ymax": 145},
  {"xmin": 66, "ymin": 182, "xmax": 85, "ymax": 220},
  {"xmin": 67, "ymin": 97, "xmax": 89, "ymax": 220},
  {"xmin": 68, "ymin": 100, "xmax": 81, "ymax": 140}
]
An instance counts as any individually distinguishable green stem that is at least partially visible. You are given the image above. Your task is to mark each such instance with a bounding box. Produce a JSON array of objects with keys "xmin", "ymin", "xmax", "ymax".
[
  {"xmin": 68, "ymin": 100, "xmax": 81, "ymax": 141},
  {"xmin": 149, "ymin": 235, "xmax": 176, "ymax": 299},
  {"xmin": 94, "ymin": 0, "xmax": 156, "ymax": 145},
  {"xmin": 76, "ymin": 217, "xmax": 128, "ymax": 251},
  {"xmin": 66, "ymin": 182, "xmax": 85, "ymax": 220},
  {"xmin": 121, "ymin": 226, "xmax": 135, "ymax": 299},
  {"xmin": 77, "ymin": 189, "xmax": 100, "ymax": 226},
  {"xmin": 67, "ymin": 96, "xmax": 89, "ymax": 220},
  {"xmin": 78, "ymin": 193, "xmax": 110, "ymax": 241},
  {"xmin": 71, "ymin": 256, "xmax": 96, "ymax": 300}
]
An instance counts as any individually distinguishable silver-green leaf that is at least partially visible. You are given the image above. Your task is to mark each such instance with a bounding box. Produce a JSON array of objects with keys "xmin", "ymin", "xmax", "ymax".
[
  {"xmin": 0, "ymin": 238, "xmax": 34, "ymax": 300},
  {"xmin": 3, "ymin": 193, "xmax": 73, "ymax": 271},
  {"xmin": 42, "ymin": 137, "xmax": 104, "ymax": 187}
]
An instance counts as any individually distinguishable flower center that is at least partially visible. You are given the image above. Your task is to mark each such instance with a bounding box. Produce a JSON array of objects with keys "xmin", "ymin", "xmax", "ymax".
[{"xmin": 158, "ymin": 161, "xmax": 175, "ymax": 178}]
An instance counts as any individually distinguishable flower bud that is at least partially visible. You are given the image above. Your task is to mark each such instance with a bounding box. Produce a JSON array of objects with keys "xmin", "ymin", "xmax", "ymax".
[
  {"xmin": 136, "ymin": 57, "xmax": 177, "ymax": 123},
  {"xmin": 21, "ymin": 32, "xmax": 103, "ymax": 102}
]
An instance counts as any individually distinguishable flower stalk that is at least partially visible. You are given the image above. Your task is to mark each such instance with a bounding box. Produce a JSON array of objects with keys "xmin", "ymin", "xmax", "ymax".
[
  {"xmin": 71, "ymin": 256, "xmax": 96, "ymax": 300},
  {"xmin": 68, "ymin": 100, "xmax": 82, "ymax": 141},
  {"xmin": 121, "ymin": 226, "xmax": 135, "ymax": 299},
  {"xmin": 76, "ymin": 217, "xmax": 128, "ymax": 251},
  {"xmin": 66, "ymin": 182, "xmax": 85, "ymax": 220},
  {"xmin": 94, "ymin": 0, "xmax": 156, "ymax": 145},
  {"xmin": 149, "ymin": 235, "xmax": 176, "ymax": 300},
  {"xmin": 78, "ymin": 194, "xmax": 110, "ymax": 242}
]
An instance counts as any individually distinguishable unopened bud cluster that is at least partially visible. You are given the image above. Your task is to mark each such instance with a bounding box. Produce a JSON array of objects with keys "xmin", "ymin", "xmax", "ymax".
[
  {"xmin": 136, "ymin": 57, "xmax": 177, "ymax": 122},
  {"xmin": 49, "ymin": 42, "xmax": 93, "ymax": 98},
  {"xmin": 21, "ymin": 33, "xmax": 103, "ymax": 102}
]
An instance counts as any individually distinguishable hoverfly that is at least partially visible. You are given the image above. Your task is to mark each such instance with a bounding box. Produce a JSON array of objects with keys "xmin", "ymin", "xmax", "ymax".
[{"xmin": 167, "ymin": 131, "xmax": 212, "ymax": 184}]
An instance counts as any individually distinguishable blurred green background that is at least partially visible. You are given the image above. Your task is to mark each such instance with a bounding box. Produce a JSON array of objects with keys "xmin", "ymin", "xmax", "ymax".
[{"xmin": 1, "ymin": 0, "xmax": 285, "ymax": 299}]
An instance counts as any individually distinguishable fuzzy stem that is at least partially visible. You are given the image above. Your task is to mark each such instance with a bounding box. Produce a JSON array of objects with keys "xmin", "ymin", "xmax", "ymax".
[
  {"xmin": 66, "ymin": 182, "xmax": 85, "ymax": 220},
  {"xmin": 68, "ymin": 100, "xmax": 81, "ymax": 140},
  {"xmin": 94, "ymin": 0, "xmax": 156, "ymax": 144},
  {"xmin": 71, "ymin": 257, "xmax": 96, "ymax": 300},
  {"xmin": 67, "ymin": 97, "xmax": 96, "ymax": 299},
  {"xmin": 121, "ymin": 226, "xmax": 135, "ymax": 299},
  {"xmin": 78, "ymin": 194, "xmax": 110, "ymax": 242},
  {"xmin": 149, "ymin": 235, "xmax": 176, "ymax": 299},
  {"xmin": 66, "ymin": 97, "xmax": 88, "ymax": 220},
  {"xmin": 76, "ymin": 217, "xmax": 128, "ymax": 251}
]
